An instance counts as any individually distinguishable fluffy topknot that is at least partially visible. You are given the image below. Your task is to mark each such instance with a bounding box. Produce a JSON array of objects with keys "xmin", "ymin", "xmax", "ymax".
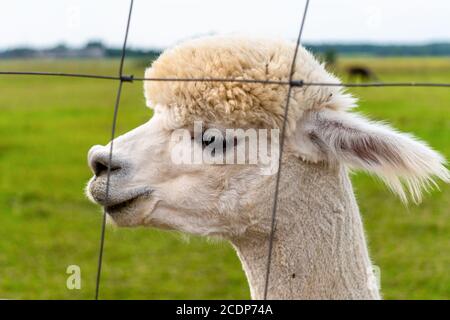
[{"xmin": 144, "ymin": 36, "xmax": 356, "ymax": 134}]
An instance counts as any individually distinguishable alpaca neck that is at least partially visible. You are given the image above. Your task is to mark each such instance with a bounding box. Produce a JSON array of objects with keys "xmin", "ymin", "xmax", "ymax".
[{"xmin": 231, "ymin": 159, "xmax": 380, "ymax": 299}]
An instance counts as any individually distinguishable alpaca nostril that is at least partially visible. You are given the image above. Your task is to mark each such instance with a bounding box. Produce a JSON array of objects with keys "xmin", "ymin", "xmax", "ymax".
[
  {"xmin": 92, "ymin": 157, "xmax": 122, "ymax": 177},
  {"xmin": 93, "ymin": 160, "xmax": 108, "ymax": 177},
  {"xmin": 88, "ymin": 145, "xmax": 123, "ymax": 177}
]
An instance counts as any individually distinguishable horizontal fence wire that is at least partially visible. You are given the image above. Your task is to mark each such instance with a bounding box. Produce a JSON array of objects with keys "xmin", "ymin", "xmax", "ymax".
[{"xmin": 1, "ymin": 71, "xmax": 450, "ymax": 87}]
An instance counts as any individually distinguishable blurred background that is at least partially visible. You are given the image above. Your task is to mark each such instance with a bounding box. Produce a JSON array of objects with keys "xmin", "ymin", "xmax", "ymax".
[{"xmin": 0, "ymin": 0, "xmax": 449, "ymax": 299}]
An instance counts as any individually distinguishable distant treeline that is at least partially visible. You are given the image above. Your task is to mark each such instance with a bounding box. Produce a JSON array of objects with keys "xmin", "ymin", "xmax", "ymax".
[
  {"xmin": 305, "ymin": 43, "xmax": 450, "ymax": 56},
  {"xmin": 0, "ymin": 41, "xmax": 161, "ymax": 59},
  {"xmin": 0, "ymin": 47, "xmax": 162, "ymax": 59},
  {"xmin": 1, "ymin": 41, "xmax": 450, "ymax": 58}
]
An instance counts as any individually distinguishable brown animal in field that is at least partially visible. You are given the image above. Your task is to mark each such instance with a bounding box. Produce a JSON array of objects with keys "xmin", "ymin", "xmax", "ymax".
[{"xmin": 346, "ymin": 66, "xmax": 378, "ymax": 82}]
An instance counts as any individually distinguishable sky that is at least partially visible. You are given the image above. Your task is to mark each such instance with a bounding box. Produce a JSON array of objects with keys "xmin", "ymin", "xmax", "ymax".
[{"xmin": 1, "ymin": 0, "xmax": 449, "ymax": 49}]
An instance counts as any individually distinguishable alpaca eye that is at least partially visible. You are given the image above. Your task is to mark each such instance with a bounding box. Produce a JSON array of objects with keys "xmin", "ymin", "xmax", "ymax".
[
  {"xmin": 192, "ymin": 130, "xmax": 238, "ymax": 154},
  {"xmin": 202, "ymin": 132, "xmax": 225, "ymax": 150},
  {"xmin": 200, "ymin": 130, "xmax": 230, "ymax": 155},
  {"xmin": 202, "ymin": 135, "xmax": 217, "ymax": 148}
]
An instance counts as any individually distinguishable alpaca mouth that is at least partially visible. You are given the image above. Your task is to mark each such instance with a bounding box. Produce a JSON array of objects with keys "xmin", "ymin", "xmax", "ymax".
[
  {"xmin": 105, "ymin": 197, "xmax": 138, "ymax": 214},
  {"xmin": 104, "ymin": 190, "xmax": 153, "ymax": 215}
]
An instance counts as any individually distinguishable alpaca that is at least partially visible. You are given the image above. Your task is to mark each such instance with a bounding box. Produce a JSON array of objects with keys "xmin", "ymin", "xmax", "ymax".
[
  {"xmin": 86, "ymin": 36, "xmax": 449, "ymax": 299},
  {"xmin": 346, "ymin": 66, "xmax": 378, "ymax": 82}
]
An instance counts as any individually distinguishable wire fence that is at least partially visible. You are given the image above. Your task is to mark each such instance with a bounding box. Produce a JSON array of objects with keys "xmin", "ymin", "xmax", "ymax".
[
  {"xmin": 1, "ymin": 0, "xmax": 449, "ymax": 300},
  {"xmin": 2, "ymin": 71, "xmax": 450, "ymax": 87}
]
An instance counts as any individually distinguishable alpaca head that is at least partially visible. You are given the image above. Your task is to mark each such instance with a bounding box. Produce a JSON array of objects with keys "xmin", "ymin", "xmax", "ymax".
[{"xmin": 86, "ymin": 36, "xmax": 449, "ymax": 237}]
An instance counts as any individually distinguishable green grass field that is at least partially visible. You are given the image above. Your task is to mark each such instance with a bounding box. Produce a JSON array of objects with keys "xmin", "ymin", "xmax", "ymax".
[{"xmin": 0, "ymin": 57, "xmax": 449, "ymax": 299}]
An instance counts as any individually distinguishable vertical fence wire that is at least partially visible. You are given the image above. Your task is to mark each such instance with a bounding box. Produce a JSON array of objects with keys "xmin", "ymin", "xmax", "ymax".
[
  {"xmin": 94, "ymin": 0, "xmax": 134, "ymax": 300},
  {"xmin": 263, "ymin": 0, "xmax": 310, "ymax": 300}
]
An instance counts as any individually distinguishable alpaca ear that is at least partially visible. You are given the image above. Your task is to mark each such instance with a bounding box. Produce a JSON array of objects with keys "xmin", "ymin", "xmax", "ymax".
[{"xmin": 290, "ymin": 109, "xmax": 450, "ymax": 203}]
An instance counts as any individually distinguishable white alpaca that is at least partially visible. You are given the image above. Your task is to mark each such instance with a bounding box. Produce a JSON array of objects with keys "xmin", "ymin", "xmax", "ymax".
[{"xmin": 86, "ymin": 36, "xmax": 449, "ymax": 299}]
